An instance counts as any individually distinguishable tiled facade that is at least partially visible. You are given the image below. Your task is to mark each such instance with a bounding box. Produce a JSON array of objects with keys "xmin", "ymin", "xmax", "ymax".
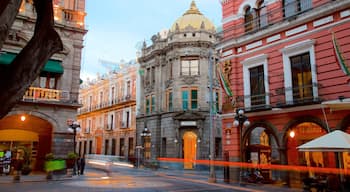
[
  {"xmin": 0, "ymin": 0, "xmax": 87, "ymax": 170},
  {"xmin": 219, "ymin": 0, "xmax": 350, "ymax": 187},
  {"xmin": 77, "ymin": 62, "xmax": 137, "ymax": 161}
]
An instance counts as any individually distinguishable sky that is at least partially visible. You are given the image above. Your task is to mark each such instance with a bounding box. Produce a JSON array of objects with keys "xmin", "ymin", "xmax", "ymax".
[{"xmin": 80, "ymin": 0, "xmax": 222, "ymax": 81}]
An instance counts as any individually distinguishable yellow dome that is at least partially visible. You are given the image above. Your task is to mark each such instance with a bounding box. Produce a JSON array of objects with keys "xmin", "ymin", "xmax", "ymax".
[{"xmin": 171, "ymin": 1, "xmax": 215, "ymax": 32}]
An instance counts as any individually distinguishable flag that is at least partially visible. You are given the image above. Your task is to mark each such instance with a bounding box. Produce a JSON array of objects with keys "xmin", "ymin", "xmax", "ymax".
[
  {"xmin": 216, "ymin": 63, "xmax": 233, "ymax": 97},
  {"xmin": 332, "ymin": 32, "xmax": 350, "ymax": 76}
]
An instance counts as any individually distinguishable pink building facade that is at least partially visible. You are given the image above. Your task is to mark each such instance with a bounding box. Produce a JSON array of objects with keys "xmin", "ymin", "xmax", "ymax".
[{"xmin": 218, "ymin": 0, "xmax": 350, "ymax": 188}]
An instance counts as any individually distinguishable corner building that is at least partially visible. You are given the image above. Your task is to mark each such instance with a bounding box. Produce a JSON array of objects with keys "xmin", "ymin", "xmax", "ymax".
[
  {"xmin": 136, "ymin": 1, "xmax": 222, "ymax": 170},
  {"xmin": 218, "ymin": 0, "xmax": 350, "ymax": 188},
  {"xmin": 77, "ymin": 62, "xmax": 137, "ymax": 160},
  {"xmin": 0, "ymin": 0, "xmax": 87, "ymax": 171}
]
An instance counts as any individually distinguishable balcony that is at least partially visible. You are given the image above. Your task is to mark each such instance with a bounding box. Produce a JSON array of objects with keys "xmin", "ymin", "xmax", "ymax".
[
  {"xmin": 22, "ymin": 87, "xmax": 70, "ymax": 103},
  {"xmin": 219, "ymin": 0, "xmax": 337, "ymax": 42},
  {"xmin": 275, "ymin": 83, "xmax": 322, "ymax": 107}
]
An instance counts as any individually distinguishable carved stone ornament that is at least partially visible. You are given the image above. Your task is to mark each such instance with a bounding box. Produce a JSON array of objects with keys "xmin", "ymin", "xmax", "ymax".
[
  {"xmin": 182, "ymin": 76, "xmax": 197, "ymax": 85},
  {"xmin": 165, "ymin": 79, "xmax": 173, "ymax": 88}
]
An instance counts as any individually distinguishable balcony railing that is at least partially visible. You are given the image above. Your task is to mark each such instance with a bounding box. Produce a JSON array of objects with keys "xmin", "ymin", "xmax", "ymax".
[
  {"xmin": 219, "ymin": 0, "xmax": 334, "ymax": 41},
  {"xmin": 78, "ymin": 94, "xmax": 136, "ymax": 114},
  {"xmin": 23, "ymin": 87, "xmax": 70, "ymax": 102}
]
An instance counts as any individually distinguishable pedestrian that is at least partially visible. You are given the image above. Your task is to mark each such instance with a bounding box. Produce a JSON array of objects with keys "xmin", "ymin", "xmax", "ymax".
[
  {"xmin": 80, "ymin": 155, "xmax": 86, "ymax": 175},
  {"xmin": 76, "ymin": 157, "xmax": 81, "ymax": 175}
]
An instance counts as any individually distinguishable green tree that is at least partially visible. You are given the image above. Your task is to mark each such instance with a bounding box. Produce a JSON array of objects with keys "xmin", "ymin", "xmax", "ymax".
[{"xmin": 0, "ymin": 0, "xmax": 63, "ymax": 119}]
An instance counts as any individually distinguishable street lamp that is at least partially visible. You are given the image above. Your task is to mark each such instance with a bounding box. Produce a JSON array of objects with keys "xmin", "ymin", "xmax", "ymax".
[
  {"xmin": 67, "ymin": 120, "xmax": 81, "ymax": 175},
  {"xmin": 233, "ymin": 109, "xmax": 250, "ymax": 185},
  {"xmin": 140, "ymin": 126, "xmax": 151, "ymax": 163}
]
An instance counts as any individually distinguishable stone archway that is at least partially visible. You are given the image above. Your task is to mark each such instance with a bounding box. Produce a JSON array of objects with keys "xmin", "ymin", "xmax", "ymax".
[
  {"xmin": 0, "ymin": 114, "xmax": 53, "ymax": 171},
  {"xmin": 282, "ymin": 117, "xmax": 329, "ymax": 188},
  {"xmin": 243, "ymin": 122, "xmax": 280, "ymax": 182}
]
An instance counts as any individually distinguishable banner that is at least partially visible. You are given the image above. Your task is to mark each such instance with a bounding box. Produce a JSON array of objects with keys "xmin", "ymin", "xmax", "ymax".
[
  {"xmin": 332, "ymin": 32, "xmax": 350, "ymax": 76},
  {"xmin": 216, "ymin": 62, "xmax": 233, "ymax": 97}
]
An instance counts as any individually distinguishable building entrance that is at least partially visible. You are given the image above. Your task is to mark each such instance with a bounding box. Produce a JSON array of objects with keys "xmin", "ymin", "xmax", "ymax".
[{"xmin": 183, "ymin": 131, "xmax": 197, "ymax": 169}]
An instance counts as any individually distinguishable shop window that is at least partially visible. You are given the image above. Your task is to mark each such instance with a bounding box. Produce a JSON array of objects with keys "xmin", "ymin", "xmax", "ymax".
[
  {"xmin": 104, "ymin": 139, "xmax": 109, "ymax": 155},
  {"xmin": 119, "ymin": 138, "xmax": 125, "ymax": 157},
  {"xmin": 111, "ymin": 139, "xmax": 116, "ymax": 155},
  {"xmin": 128, "ymin": 138, "xmax": 134, "ymax": 157}
]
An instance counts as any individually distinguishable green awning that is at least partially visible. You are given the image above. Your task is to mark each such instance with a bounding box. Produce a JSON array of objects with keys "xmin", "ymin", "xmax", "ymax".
[{"xmin": 0, "ymin": 52, "xmax": 64, "ymax": 74}]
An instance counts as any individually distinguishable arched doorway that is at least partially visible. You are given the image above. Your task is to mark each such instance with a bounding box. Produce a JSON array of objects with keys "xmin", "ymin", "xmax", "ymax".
[
  {"xmin": 286, "ymin": 122, "xmax": 331, "ymax": 188},
  {"xmin": 0, "ymin": 114, "xmax": 52, "ymax": 171},
  {"xmin": 183, "ymin": 131, "xmax": 197, "ymax": 169},
  {"xmin": 245, "ymin": 126, "xmax": 279, "ymax": 182}
]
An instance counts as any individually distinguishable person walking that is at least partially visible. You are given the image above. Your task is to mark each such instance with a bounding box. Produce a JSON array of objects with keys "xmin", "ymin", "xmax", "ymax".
[
  {"xmin": 76, "ymin": 157, "xmax": 81, "ymax": 175},
  {"xmin": 79, "ymin": 155, "xmax": 86, "ymax": 175}
]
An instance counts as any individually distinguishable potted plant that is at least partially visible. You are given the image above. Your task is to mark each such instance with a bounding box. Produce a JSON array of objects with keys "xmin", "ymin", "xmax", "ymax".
[{"xmin": 66, "ymin": 152, "xmax": 78, "ymax": 169}]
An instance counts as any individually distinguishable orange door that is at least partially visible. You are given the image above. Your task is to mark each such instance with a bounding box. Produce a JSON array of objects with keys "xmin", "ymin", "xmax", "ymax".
[{"xmin": 183, "ymin": 131, "xmax": 197, "ymax": 169}]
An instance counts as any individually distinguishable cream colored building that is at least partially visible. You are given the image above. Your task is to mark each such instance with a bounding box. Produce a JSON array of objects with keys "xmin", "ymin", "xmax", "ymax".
[
  {"xmin": 0, "ymin": 0, "xmax": 86, "ymax": 171},
  {"xmin": 77, "ymin": 61, "xmax": 137, "ymax": 161},
  {"xmin": 136, "ymin": 1, "xmax": 222, "ymax": 170}
]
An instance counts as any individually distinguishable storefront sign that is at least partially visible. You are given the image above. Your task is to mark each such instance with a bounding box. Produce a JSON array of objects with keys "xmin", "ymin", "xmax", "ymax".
[{"xmin": 180, "ymin": 121, "xmax": 197, "ymax": 126}]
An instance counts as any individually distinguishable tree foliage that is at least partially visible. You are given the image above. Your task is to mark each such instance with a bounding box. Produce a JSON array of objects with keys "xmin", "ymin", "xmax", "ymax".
[{"xmin": 0, "ymin": 0, "xmax": 63, "ymax": 119}]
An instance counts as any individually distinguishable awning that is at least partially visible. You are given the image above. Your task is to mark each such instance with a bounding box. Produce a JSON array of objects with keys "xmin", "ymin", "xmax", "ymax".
[
  {"xmin": 322, "ymin": 98, "xmax": 350, "ymax": 111},
  {"xmin": 0, "ymin": 52, "xmax": 63, "ymax": 74}
]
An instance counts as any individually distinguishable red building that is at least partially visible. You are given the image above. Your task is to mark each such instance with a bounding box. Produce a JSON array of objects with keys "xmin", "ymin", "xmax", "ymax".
[{"xmin": 218, "ymin": 0, "xmax": 350, "ymax": 188}]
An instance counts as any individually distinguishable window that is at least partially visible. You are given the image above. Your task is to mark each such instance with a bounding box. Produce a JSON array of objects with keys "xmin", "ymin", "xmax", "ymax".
[
  {"xmin": 182, "ymin": 88, "xmax": 198, "ymax": 110},
  {"xmin": 151, "ymin": 67, "xmax": 155, "ymax": 83},
  {"xmin": 281, "ymin": 39, "xmax": 317, "ymax": 104},
  {"xmin": 99, "ymin": 91, "xmax": 103, "ymax": 108},
  {"xmin": 108, "ymin": 113, "xmax": 114, "ymax": 130},
  {"xmin": 284, "ymin": 0, "xmax": 312, "ymax": 18},
  {"xmin": 146, "ymin": 97, "xmax": 150, "ymax": 114},
  {"xmin": 242, "ymin": 54, "xmax": 269, "ymax": 109},
  {"xmin": 111, "ymin": 139, "xmax": 116, "ymax": 155},
  {"xmin": 126, "ymin": 81, "xmax": 131, "ymax": 96},
  {"xmin": 290, "ymin": 53, "xmax": 313, "ymax": 101},
  {"xmin": 250, "ymin": 65, "xmax": 266, "ymax": 106},
  {"xmin": 145, "ymin": 95, "xmax": 155, "ymax": 114},
  {"xmin": 104, "ymin": 139, "xmax": 109, "ymax": 155},
  {"xmin": 244, "ymin": 6, "xmax": 254, "ymax": 32},
  {"xmin": 111, "ymin": 86, "xmax": 115, "ymax": 104},
  {"xmin": 120, "ymin": 138, "xmax": 125, "ymax": 156},
  {"xmin": 39, "ymin": 74, "xmax": 57, "ymax": 89},
  {"xmin": 166, "ymin": 90, "xmax": 173, "ymax": 111},
  {"xmin": 181, "ymin": 57, "xmax": 199, "ymax": 76},
  {"xmin": 151, "ymin": 95, "xmax": 156, "ymax": 112},
  {"xmin": 126, "ymin": 111, "xmax": 130, "ymax": 128},
  {"xmin": 257, "ymin": 0, "xmax": 268, "ymax": 28},
  {"xmin": 128, "ymin": 138, "xmax": 134, "ymax": 157}
]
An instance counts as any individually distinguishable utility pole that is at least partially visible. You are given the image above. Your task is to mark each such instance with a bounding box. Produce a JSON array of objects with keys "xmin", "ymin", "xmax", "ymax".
[{"xmin": 208, "ymin": 49, "xmax": 216, "ymax": 183}]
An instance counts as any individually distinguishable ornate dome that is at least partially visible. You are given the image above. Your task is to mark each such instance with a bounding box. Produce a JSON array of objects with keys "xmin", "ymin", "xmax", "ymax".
[{"xmin": 171, "ymin": 1, "xmax": 215, "ymax": 32}]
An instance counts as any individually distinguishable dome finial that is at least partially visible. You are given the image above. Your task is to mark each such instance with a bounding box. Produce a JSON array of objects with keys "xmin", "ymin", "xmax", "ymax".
[{"xmin": 184, "ymin": 0, "xmax": 202, "ymax": 15}]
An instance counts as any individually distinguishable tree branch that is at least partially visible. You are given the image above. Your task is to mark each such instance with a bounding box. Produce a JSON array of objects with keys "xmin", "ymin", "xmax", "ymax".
[
  {"xmin": 0, "ymin": 0, "xmax": 22, "ymax": 48},
  {"xmin": 0, "ymin": 0, "xmax": 63, "ymax": 119}
]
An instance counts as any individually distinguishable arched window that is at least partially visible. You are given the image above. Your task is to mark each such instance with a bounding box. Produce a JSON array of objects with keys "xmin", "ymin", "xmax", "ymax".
[
  {"xmin": 244, "ymin": 6, "xmax": 254, "ymax": 32},
  {"xmin": 256, "ymin": 0, "xmax": 268, "ymax": 28}
]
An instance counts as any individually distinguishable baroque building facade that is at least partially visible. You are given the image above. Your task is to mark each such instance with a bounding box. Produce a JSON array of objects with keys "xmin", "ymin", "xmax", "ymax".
[
  {"xmin": 218, "ymin": 0, "xmax": 350, "ymax": 188},
  {"xmin": 77, "ymin": 61, "xmax": 137, "ymax": 161},
  {"xmin": 136, "ymin": 1, "xmax": 222, "ymax": 170},
  {"xmin": 0, "ymin": 0, "xmax": 87, "ymax": 171}
]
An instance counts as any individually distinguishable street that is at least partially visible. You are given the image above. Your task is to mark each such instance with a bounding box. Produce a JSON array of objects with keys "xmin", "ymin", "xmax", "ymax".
[{"xmin": 0, "ymin": 165, "xmax": 299, "ymax": 192}]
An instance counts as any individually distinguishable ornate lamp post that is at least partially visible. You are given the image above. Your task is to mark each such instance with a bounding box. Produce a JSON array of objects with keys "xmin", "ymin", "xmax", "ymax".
[
  {"xmin": 67, "ymin": 119, "xmax": 81, "ymax": 175},
  {"xmin": 140, "ymin": 125, "xmax": 151, "ymax": 164},
  {"xmin": 233, "ymin": 109, "xmax": 250, "ymax": 185}
]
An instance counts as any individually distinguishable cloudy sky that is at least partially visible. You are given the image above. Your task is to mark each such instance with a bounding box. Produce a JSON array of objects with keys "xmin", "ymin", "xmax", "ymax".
[{"xmin": 80, "ymin": 0, "xmax": 222, "ymax": 80}]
